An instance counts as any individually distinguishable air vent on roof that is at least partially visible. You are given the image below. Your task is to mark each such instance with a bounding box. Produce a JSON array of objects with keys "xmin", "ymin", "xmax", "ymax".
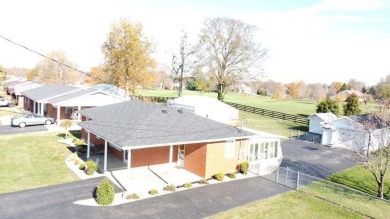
[
  {"xmin": 178, "ymin": 109, "xmax": 183, "ymax": 114},
  {"xmin": 162, "ymin": 109, "xmax": 167, "ymax": 114}
]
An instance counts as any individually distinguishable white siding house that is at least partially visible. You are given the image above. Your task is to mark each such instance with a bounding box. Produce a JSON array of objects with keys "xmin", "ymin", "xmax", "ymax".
[{"xmin": 308, "ymin": 113, "xmax": 338, "ymax": 134}]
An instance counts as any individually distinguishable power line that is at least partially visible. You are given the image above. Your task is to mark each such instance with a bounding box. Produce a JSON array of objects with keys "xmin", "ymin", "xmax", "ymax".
[{"xmin": 0, "ymin": 34, "xmax": 90, "ymax": 76}]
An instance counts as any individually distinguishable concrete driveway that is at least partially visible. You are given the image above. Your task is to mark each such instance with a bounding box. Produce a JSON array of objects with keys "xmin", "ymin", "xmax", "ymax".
[
  {"xmin": 0, "ymin": 124, "xmax": 48, "ymax": 135},
  {"xmin": 0, "ymin": 176, "xmax": 290, "ymax": 219},
  {"xmin": 281, "ymin": 139, "xmax": 359, "ymax": 178}
]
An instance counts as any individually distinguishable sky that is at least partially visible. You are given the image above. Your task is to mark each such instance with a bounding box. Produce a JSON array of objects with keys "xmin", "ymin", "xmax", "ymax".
[{"xmin": 0, "ymin": 0, "xmax": 389, "ymax": 86}]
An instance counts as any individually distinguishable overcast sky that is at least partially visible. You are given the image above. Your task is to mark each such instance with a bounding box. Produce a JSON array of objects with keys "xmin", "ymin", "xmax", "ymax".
[{"xmin": 1, "ymin": 0, "xmax": 389, "ymax": 85}]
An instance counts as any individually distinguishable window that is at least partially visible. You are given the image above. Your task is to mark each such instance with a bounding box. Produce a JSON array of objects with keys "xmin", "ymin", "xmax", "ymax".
[
  {"xmin": 264, "ymin": 142, "xmax": 269, "ymax": 159},
  {"xmin": 225, "ymin": 140, "xmax": 235, "ymax": 159},
  {"xmin": 65, "ymin": 107, "xmax": 73, "ymax": 115},
  {"xmin": 269, "ymin": 142, "xmax": 275, "ymax": 158},
  {"xmin": 274, "ymin": 141, "xmax": 278, "ymax": 158}
]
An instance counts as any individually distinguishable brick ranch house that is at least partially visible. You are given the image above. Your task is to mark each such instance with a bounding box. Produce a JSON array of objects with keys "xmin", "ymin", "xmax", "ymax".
[
  {"xmin": 22, "ymin": 84, "xmax": 126, "ymax": 123},
  {"xmin": 78, "ymin": 100, "xmax": 282, "ymax": 178}
]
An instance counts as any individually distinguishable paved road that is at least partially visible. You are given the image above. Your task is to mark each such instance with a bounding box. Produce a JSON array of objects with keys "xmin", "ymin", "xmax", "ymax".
[
  {"xmin": 281, "ymin": 139, "xmax": 359, "ymax": 178},
  {"xmin": 0, "ymin": 176, "xmax": 290, "ymax": 219},
  {"xmin": 0, "ymin": 125, "xmax": 48, "ymax": 135}
]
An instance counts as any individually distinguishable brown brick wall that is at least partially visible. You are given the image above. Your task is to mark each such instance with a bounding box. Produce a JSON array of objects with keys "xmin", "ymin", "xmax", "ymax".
[
  {"xmin": 184, "ymin": 143, "xmax": 207, "ymax": 178},
  {"xmin": 24, "ymin": 98, "xmax": 33, "ymax": 112},
  {"xmin": 131, "ymin": 146, "xmax": 173, "ymax": 168},
  {"xmin": 109, "ymin": 145, "xmax": 124, "ymax": 161}
]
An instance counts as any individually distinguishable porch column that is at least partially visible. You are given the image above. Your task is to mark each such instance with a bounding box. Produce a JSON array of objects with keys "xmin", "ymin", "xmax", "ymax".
[
  {"xmin": 40, "ymin": 103, "xmax": 44, "ymax": 116},
  {"xmin": 33, "ymin": 101, "xmax": 36, "ymax": 113},
  {"xmin": 57, "ymin": 106, "xmax": 60, "ymax": 124},
  {"xmin": 86, "ymin": 131, "xmax": 90, "ymax": 158},
  {"xmin": 127, "ymin": 149, "xmax": 131, "ymax": 169},
  {"xmin": 169, "ymin": 145, "xmax": 173, "ymax": 163},
  {"xmin": 77, "ymin": 106, "xmax": 81, "ymax": 121},
  {"xmin": 104, "ymin": 140, "xmax": 108, "ymax": 172}
]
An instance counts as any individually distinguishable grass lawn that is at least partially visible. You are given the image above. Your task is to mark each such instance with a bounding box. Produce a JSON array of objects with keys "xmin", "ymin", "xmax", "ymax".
[
  {"xmin": 0, "ymin": 132, "xmax": 78, "ymax": 193},
  {"xmin": 210, "ymin": 191, "xmax": 364, "ymax": 219},
  {"xmin": 328, "ymin": 164, "xmax": 390, "ymax": 199},
  {"xmin": 232, "ymin": 111, "xmax": 308, "ymax": 137},
  {"xmin": 301, "ymin": 179, "xmax": 390, "ymax": 219}
]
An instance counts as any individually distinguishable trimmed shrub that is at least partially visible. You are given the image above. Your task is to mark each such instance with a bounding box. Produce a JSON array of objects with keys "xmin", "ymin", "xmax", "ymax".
[
  {"xmin": 164, "ymin": 184, "xmax": 176, "ymax": 192},
  {"xmin": 74, "ymin": 159, "xmax": 81, "ymax": 165},
  {"xmin": 96, "ymin": 179, "xmax": 115, "ymax": 206},
  {"xmin": 240, "ymin": 161, "xmax": 249, "ymax": 175},
  {"xmin": 126, "ymin": 193, "xmax": 139, "ymax": 200},
  {"xmin": 228, "ymin": 172, "xmax": 236, "ymax": 179},
  {"xmin": 73, "ymin": 139, "xmax": 86, "ymax": 146},
  {"xmin": 214, "ymin": 172, "xmax": 225, "ymax": 181},
  {"xmin": 184, "ymin": 182, "xmax": 192, "ymax": 188},
  {"xmin": 85, "ymin": 160, "xmax": 98, "ymax": 175},
  {"xmin": 199, "ymin": 179, "xmax": 209, "ymax": 185},
  {"xmin": 149, "ymin": 189, "xmax": 158, "ymax": 195},
  {"xmin": 79, "ymin": 164, "xmax": 86, "ymax": 170}
]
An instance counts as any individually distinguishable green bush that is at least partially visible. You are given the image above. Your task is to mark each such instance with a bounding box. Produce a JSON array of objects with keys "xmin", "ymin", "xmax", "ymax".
[
  {"xmin": 79, "ymin": 164, "xmax": 85, "ymax": 170},
  {"xmin": 214, "ymin": 172, "xmax": 225, "ymax": 181},
  {"xmin": 228, "ymin": 172, "xmax": 236, "ymax": 179},
  {"xmin": 164, "ymin": 184, "xmax": 176, "ymax": 192},
  {"xmin": 199, "ymin": 179, "xmax": 209, "ymax": 185},
  {"xmin": 240, "ymin": 161, "xmax": 249, "ymax": 175},
  {"xmin": 74, "ymin": 139, "xmax": 86, "ymax": 146},
  {"xmin": 85, "ymin": 160, "xmax": 98, "ymax": 175},
  {"xmin": 149, "ymin": 189, "xmax": 158, "ymax": 195},
  {"xmin": 96, "ymin": 179, "xmax": 115, "ymax": 206},
  {"xmin": 184, "ymin": 182, "xmax": 192, "ymax": 188},
  {"xmin": 126, "ymin": 193, "xmax": 139, "ymax": 199}
]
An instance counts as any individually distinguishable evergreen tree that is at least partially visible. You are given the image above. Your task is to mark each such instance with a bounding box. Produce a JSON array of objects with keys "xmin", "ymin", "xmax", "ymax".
[
  {"xmin": 316, "ymin": 98, "xmax": 339, "ymax": 115},
  {"xmin": 343, "ymin": 93, "xmax": 362, "ymax": 116}
]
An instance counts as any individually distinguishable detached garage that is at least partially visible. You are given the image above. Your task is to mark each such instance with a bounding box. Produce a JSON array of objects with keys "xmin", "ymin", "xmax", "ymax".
[
  {"xmin": 167, "ymin": 95, "xmax": 238, "ymax": 124},
  {"xmin": 308, "ymin": 113, "xmax": 338, "ymax": 134}
]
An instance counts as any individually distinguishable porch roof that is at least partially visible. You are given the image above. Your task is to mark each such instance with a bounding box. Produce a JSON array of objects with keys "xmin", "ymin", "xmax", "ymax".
[
  {"xmin": 78, "ymin": 100, "xmax": 256, "ymax": 149},
  {"xmin": 22, "ymin": 85, "xmax": 81, "ymax": 102}
]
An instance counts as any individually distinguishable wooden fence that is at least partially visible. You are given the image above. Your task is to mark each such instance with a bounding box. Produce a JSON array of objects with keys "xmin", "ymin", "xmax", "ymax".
[{"xmin": 223, "ymin": 101, "xmax": 309, "ymax": 125}]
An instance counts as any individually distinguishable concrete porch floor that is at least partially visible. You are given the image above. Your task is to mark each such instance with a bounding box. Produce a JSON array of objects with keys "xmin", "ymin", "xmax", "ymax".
[
  {"xmin": 88, "ymin": 153, "xmax": 127, "ymax": 173},
  {"xmin": 149, "ymin": 163, "xmax": 202, "ymax": 185}
]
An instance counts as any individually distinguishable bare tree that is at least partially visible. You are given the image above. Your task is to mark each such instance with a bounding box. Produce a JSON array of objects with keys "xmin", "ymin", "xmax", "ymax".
[
  {"xmin": 0, "ymin": 65, "xmax": 7, "ymax": 86},
  {"xmin": 355, "ymin": 110, "xmax": 390, "ymax": 199},
  {"xmin": 310, "ymin": 83, "xmax": 327, "ymax": 102},
  {"xmin": 197, "ymin": 17, "xmax": 268, "ymax": 100},
  {"xmin": 34, "ymin": 50, "xmax": 79, "ymax": 84},
  {"xmin": 171, "ymin": 31, "xmax": 196, "ymax": 96},
  {"xmin": 348, "ymin": 79, "xmax": 366, "ymax": 91}
]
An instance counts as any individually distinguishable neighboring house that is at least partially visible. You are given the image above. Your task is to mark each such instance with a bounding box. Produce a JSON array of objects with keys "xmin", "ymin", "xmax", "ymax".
[
  {"xmin": 13, "ymin": 82, "xmax": 43, "ymax": 106},
  {"xmin": 308, "ymin": 113, "xmax": 338, "ymax": 134},
  {"xmin": 22, "ymin": 85, "xmax": 81, "ymax": 116},
  {"xmin": 321, "ymin": 114, "xmax": 389, "ymax": 151},
  {"xmin": 47, "ymin": 88, "xmax": 127, "ymax": 122},
  {"xmin": 167, "ymin": 95, "xmax": 239, "ymax": 124},
  {"xmin": 3, "ymin": 80, "xmax": 27, "ymax": 94},
  {"xmin": 230, "ymin": 84, "xmax": 253, "ymax": 94},
  {"xmin": 331, "ymin": 90, "xmax": 365, "ymax": 102},
  {"xmin": 78, "ymin": 100, "xmax": 283, "ymax": 178}
]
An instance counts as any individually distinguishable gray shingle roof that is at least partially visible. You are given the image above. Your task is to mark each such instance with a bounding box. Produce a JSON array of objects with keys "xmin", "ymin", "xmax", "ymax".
[
  {"xmin": 78, "ymin": 100, "xmax": 255, "ymax": 148},
  {"xmin": 22, "ymin": 85, "xmax": 81, "ymax": 102},
  {"xmin": 48, "ymin": 89, "xmax": 99, "ymax": 105}
]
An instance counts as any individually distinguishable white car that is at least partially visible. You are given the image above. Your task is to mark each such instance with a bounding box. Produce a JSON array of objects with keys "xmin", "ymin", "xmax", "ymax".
[{"xmin": 0, "ymin": 98, "xmax": 9, "ymax": 107}]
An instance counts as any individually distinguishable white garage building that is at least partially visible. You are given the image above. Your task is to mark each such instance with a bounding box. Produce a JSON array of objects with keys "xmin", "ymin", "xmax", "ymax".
[
  {"xmin": 168, "ymin": 95, "xmax": 239, "ymax": 124},
  {"xmin": 308, "ymin": 113, "xmax": 338, "ymax": 134}
]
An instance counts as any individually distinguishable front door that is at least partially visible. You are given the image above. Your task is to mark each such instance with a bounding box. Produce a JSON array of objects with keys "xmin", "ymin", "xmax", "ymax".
[{"xmin": 178, "ymin": 145, "xmax": 185, "ymax": 167}]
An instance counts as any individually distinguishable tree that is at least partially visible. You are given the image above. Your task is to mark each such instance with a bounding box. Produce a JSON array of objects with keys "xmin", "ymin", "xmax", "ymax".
[
  {"xmin": 310, "ymin": 83, "xmax": 327, "ymax": 102},
  {"xmin": 329, "ymin": 82, "xmax": 343, "ymax": 96},
  {"xmin": 102, "ymin": 18, "xmax": 155, "ymax": 95},
  {"xmin": 356, "ymin": 111, "xmax": 390, "ymax": 199},
  {"xmin": 171, "ymin": 31, "xmax": 195, "ymax": 96},
  {"xmin": 197, "ymin": 17, "xmax": 268, "ymax": 101},
  {"xmin": 316, "ymin": 98, "xmax": 339, "ymax": 115},
  {"xmin": 338, "ymin": 83, "xmax": 350, "ymax": 92},
  {"xmin": 0, "ymin": 65, "xmax": 7, "ymax": 86},
  {"xmin": 60, "ymin": 120, "xmax": 73, "ymax": 139},
  {"xmin": 34, "ymin": 50, "xmax": 79, "ymax": 84},
  {"xmin": 272, "ymin": 83, "xmax": 285, "ymax": 100},
  {"xmin": 85, "ymin": 66, "xmax": 111, "ymax": 85},
  {"xmin": 376, "ymin": 75, "xmax": 390, "ymax": 99},
  {"xmin": 26, "ymin": 69, "xmax": 38, "ymax": 81},
  {"xmin": 344, "ymin": 93, "xmax": 362, "ymax": 116},
  {"xmin": 348, "ymin": 79, "xmax": 365, "ymax": 91},
  {"xmin": 288, "ymin": 80, "xmax": 306, "ymax": 99}
]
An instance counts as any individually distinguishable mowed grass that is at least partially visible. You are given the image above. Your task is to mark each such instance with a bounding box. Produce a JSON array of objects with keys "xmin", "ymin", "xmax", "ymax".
[
  {"xmin": 0, "ymin": 132, "xmax": 78, "ymax": 193},
  {"xmin": 137, "ymin": 89, "xmax": 317, "ymax": 116},
  {"xmin": 210, "ymin": 191, "xmax": 364, "ymax": 219},
  {"xmin": 301, "ymin": 179, "xmax": 390, "ymax": 219},
  {"xmin": 328, "ymin": 165, "xmax": 390, "ymax": 199}
]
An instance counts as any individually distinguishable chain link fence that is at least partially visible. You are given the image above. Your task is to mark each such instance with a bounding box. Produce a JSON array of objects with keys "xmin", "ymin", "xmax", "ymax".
[
  {"xmin": 251, "ymin": 166, "xmax": 390, "ymax": 219},
  {"xmin": 290, "ymin": 129, "xmax": 322, "ymax": 144}
]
